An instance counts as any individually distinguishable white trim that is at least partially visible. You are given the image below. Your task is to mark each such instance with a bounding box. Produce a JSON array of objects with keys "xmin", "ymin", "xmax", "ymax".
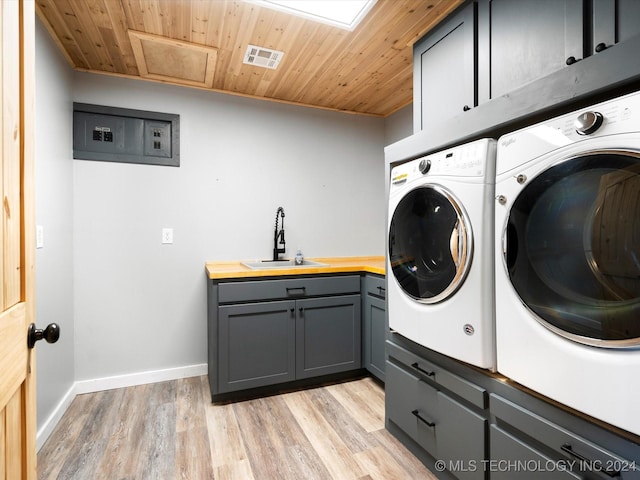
[
  {"xmin": 74, "ymin": 363, "xmax": 207, "ymax": 395},
  {"xmin": 36, "ymin": 363, "xmax": 208, "ymax": 451},
  {"xmin": 37, "ymin": 383, "xmax": 77, "ymax": 451}
]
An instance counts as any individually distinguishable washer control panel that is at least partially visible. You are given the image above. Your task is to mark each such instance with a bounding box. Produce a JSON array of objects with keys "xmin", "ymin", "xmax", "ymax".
[{"xmin": 390, "ymin": 138, "xmax": 496, "ymax": 190}]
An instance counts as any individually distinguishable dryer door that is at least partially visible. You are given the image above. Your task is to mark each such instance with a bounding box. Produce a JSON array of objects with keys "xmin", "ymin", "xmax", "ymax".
[
  {"xmin": 389, "ymin": 185, "xmax": 473, "ymax": 303},
  {"xmin": 504, "ymin": 151, "xmax": 640, "ymax": 347}
]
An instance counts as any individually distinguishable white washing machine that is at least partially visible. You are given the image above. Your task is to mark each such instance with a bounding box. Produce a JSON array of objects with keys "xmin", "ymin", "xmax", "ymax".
[
  {"xmin": 495, "ymin": 90, "xmax": 640, "ymax": 437},
  {"xmin": 388, "ymin": 138, "xmax": 497, "ymax": 370}
]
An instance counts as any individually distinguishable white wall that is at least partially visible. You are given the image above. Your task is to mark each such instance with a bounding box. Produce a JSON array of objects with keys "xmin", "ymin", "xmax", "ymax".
[
  {"xmin": 34, "ymin": 18, "xmax": 75, "ymax": 440},
  {"xmin": 71, "ymin": 73, "xmax": 387, "ymax": 382},
  {"xmin": 384, "ymin": 104, "xmax": 413, "ymax": 146},
  {"xmin": 34, "ymin": 16, "xmax": 408, "ymax": 447}
]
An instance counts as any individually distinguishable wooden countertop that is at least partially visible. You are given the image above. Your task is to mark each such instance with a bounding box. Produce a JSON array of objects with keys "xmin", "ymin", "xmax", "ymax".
[{"xmin": 205, "ymin": 256, "xmax": 385, "ymax": 280}]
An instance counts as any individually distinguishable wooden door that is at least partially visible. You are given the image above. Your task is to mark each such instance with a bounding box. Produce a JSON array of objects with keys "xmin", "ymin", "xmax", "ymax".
[{"xmin": 0, "ymin": 0, "xmax": 37, "ymax": 479}]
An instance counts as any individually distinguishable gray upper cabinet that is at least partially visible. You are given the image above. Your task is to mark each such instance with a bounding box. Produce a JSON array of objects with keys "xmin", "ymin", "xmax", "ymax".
[
  {"xmin": 413, "ymin": 2, "xmax": 476, "ymax": 132},
  {"xmin": 477, "ymin": 0, "xmax": 584, "ymax": 102},
  {"xmin": 408, "ymin": 0, "xmax": 640, "ymax": 145},
  {"xmin": 592, "ymin": 0, "xmax": 640, "ymax": 55}
]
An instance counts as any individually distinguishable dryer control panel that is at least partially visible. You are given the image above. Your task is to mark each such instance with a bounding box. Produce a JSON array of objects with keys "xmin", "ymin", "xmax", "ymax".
[{"xmin": 497, "ymin": 90, "xmax": 640, "ymax": 176}]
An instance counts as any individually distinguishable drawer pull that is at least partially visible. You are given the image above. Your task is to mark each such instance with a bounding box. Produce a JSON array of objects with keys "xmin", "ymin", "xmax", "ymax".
[
  {"xmin": 411, "ymin": 362, "xmax": 435, "ymax": 377},
  {"xmin": 595, "ymin": 42, "xmax": 607, "ymax": 53},
  {"xmin": 411, "ymin": 409, "xmax": 435, "ymax": 428},
  {"xmin": 377, "ymin": 286, "xmax": 386, "ymax": 297},
  {"xmin": 286, "ymin": 286, "xmax": 306, "ymax": 295},
  {"xmin": 561, "ymin": 444, "xmax": 620, "ymax": 477}
]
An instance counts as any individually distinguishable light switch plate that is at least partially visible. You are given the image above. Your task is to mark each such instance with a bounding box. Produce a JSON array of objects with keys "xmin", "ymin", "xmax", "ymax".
[
  {"xmin": 36, "ymin": 225, "xmax": 44, "ymax": 249},
  {"xmin": 162, "ymin": 227, "xmax": 173, "ymax": 244}
]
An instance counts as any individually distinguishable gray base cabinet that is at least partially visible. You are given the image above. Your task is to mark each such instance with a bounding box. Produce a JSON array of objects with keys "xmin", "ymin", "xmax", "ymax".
[
  {"xmin": 491, "ymin": 394, "xmax": 640, "ymax": 480},
  {"xmin": 386, "ymin": 342, "xmax": 487, "ymax": 480},
  {"xmin": 218, "ymin": 300, "xmax": 296, "ymax": 393},
  {"xmin": 362, "ymin": 274, "xmax": 386, "ymax": 382},
  {"xmin": 296, "ymin": 294, "xmax": 361, "ymax": 379},
  {"xmin": 386, "ymin": 334, "xmax": 640, "ymax": 480},
  {"xmin": 489, "ymin": 426, "xmax": 582, "ymax": 480},
  {"xmin": 208, "ymin": 274, "xmax": 362, "ymax": 399}
]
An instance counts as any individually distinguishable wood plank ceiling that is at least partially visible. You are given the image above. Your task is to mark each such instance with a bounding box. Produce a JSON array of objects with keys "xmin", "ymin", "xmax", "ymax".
[{"xmin": 35, "ymin": 0, "xmax": 463, "ymax": 117}]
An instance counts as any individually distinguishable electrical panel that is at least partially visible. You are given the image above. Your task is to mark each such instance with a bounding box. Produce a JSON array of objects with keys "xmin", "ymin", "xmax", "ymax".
[{"xmin": 73, "ymin": 103, "xmax": 180, "ymax": 167}]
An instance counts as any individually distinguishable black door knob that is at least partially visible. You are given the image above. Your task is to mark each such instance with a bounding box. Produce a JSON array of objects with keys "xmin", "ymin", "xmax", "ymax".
[
  {"xmin": 27, "ymin": 323, "xmax": 60, "ymax": 349},
  {"xmin": 595, "ymin": 42, "xmax": 607, "ymax": 53},
  {"xmin": 566, "ymin": 56, "xmax": 578, "ymax": 65}
]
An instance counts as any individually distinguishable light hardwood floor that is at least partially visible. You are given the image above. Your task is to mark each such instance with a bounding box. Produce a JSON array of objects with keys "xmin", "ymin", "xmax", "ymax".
[{"xmin": 37, "ymin": 375, "xmax": 437, "ymax": 479}]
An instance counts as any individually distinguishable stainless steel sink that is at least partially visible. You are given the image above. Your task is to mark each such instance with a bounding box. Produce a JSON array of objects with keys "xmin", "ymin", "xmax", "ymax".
[{"xmin": 242, "ymin": 259, "xmax": 329, "ymax": 270}]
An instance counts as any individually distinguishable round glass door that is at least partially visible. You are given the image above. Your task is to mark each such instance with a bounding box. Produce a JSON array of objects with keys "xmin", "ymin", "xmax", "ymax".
[
  {"xmin": 504, "ymin": 151, "xmax": 640, "ymax": 347},
  {"xmin": 389, "ymin": 185, "xmax": 472, "ymax": 303}
]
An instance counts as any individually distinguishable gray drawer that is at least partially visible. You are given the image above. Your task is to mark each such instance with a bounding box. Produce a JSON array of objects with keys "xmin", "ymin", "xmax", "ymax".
[
  {"xmin": 218, "ymin": 275, "xmax": 360, "ymax": 303},
  {"xmin": 490, "ymin": 425, "xmax": 583, "ymax": 480},
  {"xmin": 491, "ymin": 394, "xmax": 638, "ymax": 479},
  {"xmin": 386, "ymin": 359, "xmax": 486, "ymax": 480},
  {"xmin": 366, "ymin": 274, "xmax": 386, "ymax": 299},
  {"xmin": 386, "ymin": 340, "xmax": 487, "ymax": 410}
]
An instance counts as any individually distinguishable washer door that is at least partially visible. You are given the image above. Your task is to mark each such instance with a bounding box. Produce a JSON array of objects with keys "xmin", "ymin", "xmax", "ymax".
[
  {"xmin": 504, "ymin": 151, "xmax": 640, "ymax": 347},
  {"xmin": 389, "ymin": 185, "xmax": 473, "ymax": 303}
]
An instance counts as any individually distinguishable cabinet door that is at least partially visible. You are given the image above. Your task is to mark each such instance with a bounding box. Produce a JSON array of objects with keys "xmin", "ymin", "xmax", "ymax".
[
  {"xmin": 218, "ymin": 300, "xmax": 295, "ymax": 393},
  {"xmin": 296, "ymin": 295, "xmax": 361, "ymax": 379},
  {"xmin": 385, "ymin": 361, "xmax": 420, "ymax": 441},
  {"xmin": 593, "ymin": 0, "xmax": 640, "ymax": 55},
  {"xmin": 490, "ymin": 426, "xmax": 583, "ymax": 479},
  {"xmin": 413, "ymin": 2, "xmax": 476, "ymax": 132},
  {"xmin": 363, "ymin": 294, "xmax": 386, "ymax": 381},
  {"xmin": 478, "ymin": 0, "xmax": 584, "ymax": 102},
  {"xmin": 437, "ymin": 392, "xmax": 486, "ymax": 480}
]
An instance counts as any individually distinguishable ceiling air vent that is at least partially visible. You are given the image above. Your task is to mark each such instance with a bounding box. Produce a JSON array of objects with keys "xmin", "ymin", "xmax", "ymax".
[{"xmin": 243, "ymin": 45, "xmax": 284, "ymax": 69}]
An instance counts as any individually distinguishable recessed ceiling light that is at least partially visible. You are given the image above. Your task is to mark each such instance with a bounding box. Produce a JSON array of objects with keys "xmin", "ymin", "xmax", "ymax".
[{"xmin": 248, "ymin": 0, "xmax": 377, "ymax": 30}]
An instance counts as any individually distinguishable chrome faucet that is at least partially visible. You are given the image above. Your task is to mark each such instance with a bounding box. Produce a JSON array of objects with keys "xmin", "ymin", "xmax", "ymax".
[{"xmin": 273, "ymin": 207, "xmax": 286, "ymax": 261}]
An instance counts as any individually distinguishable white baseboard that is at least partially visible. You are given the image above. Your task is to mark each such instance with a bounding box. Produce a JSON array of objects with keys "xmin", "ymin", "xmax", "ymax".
[
  {"xmin": 36, "ymin": 363, "xmax": 208, "ymax": 451},
  {"xmin": 74, "ymin": 363, "xmax": 208, "ymax": 395},
  {"xmin": 36, "ymin": 383, "xmax": 77, "ymax": 452}
]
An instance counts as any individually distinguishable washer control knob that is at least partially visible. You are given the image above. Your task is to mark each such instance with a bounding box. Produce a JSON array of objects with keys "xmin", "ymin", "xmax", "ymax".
[
  {"xmin": 575, "ymin": 111, "xmax": 603, "ymax": 135},
  {"xmin": 418, "ymin": 159, "xmax": 431, "ymax": 174}
]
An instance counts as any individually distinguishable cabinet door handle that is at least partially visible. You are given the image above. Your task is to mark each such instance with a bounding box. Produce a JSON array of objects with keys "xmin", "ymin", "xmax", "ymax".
[
  {"xmin": 411, "ymin": 362, "xmax": 435, "ymax": 377},
  {"xmin": 463, "ymin": 105, "xmax": 471, "ymax": 112},
  {"xmin": 595, "ymin": 42, "xmax": 607, "ymax": 53},
  {"xmin": 560, "ymin": 444, "xmax": 620, "ymax": 477},
  {"xmin": 286, "ymin": 286, "xmax": 306, "ymax": 295},
  {"xmin": 411, "ymin": 409, "xmax": 436, "ymax": 428},
  {"xmin": 566, "ymin": 56, "xmax": 579, "ymax": 65}
]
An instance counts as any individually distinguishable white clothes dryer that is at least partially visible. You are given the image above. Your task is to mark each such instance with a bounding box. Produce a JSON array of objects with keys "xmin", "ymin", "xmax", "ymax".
[
  {"xmin": 494, "ymin": 90, "xmax": 640, "ymax": 437},
  {"xmin": 388, "ymin": 138, "xmax": 497, "ymax": 370}
]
